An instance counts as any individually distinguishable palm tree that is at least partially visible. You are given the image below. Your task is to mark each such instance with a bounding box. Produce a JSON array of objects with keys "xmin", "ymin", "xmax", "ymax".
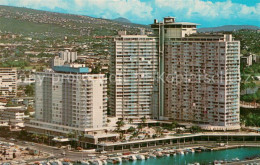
[
  {"xmin": 171, "ymin": 121, "xmax": 178, "ymax": 130},
  {"xmin": 137, "ymin": 124, "xmax": 143, "ymax": 132},
  {"xmin": 132, "ymin": 131, "xmax": 139, "ymax": 138},
  {"xmin": 41, "ymin": 135, "xmax": 48, "ymax": 143},
  {"xmin": 155, "ymin": 127, "xmax": 163, "ymax": 137},
  {"xmin": 141, "ymin": 116, "xmax": 147, "ymax": 127},
  {"xmin": 190, "ymin": 126, "xmax": 201, "ymax": 133},
  {"xmin": 31, "ymin": 133, "xmax": 39, "ymax": 142},
  {"xmin": 127, "ymin": 126, "xmax": 136, "ymax": 133},
  {"xmin": 128, "ymin": 118, "xmax": 133, "ymax": 124},
  {"xmin": 116, "ymin": 119, "xmax": 125, "ymax": 131}
]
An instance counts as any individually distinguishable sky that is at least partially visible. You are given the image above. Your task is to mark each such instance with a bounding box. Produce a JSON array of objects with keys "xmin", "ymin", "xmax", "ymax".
[{"xmin": 0, "ymin": 0, "xmax": 259, "ymax": 27}]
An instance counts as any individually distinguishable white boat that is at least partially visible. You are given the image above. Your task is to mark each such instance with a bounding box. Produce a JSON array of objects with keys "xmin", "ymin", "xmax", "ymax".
[
  {"xmin": 92, "ymin": 160, "xmax": 103, "ymax": 165},
  {"xmin": 106, "ymin": 159, "xmax": 114, "ymax": 164},
  {"xmin": 113, "ymin": 157, "xmax": 122, "ymax": 163},
  {"xmin": 128, "ymin": 155, "xmax": 137, "ymax": 161},
  {"xmin": 149, "ymin": 154, "xmax": 156, "ymax": 158},
  {"xmin": 80, "ymin": 161, "xmax": 90, "ymax": 165},
  {"xmin": 101, "ymin": 160, "xmax": 107, "ymax": 164},
  {"xmin": 136, "ymin": 154, "xmax": 145, "ymax": 160},
  {"xmin": 155, "ymin": 152, "xmax": 163, "ymax": 157},
  {"xmin": 55, "ymin": 160, "xmax": 63, "ymax": 165},
  {"xmin": 232, "ymin": 158, "xmax": 240, "ymax": 162}
]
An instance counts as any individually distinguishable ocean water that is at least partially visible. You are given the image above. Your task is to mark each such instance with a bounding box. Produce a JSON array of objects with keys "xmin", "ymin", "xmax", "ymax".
[{"xmin": 121, "ymin": 147, "xmax": 260, "ymax": 165}]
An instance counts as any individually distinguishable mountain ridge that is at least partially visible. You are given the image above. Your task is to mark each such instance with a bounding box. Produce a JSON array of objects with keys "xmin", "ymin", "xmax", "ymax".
[
  {"xmin": 198, "ymin": 25, "xmax": 259, "ymax": 32},
  {"xmin": 113, "ymin": 17, "xmax": 131, "ymax": 23}
]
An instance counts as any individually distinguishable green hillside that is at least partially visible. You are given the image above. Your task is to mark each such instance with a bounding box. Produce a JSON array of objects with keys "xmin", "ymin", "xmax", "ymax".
[{"xmin": 0, "ymin": 5, "xmax": 149, "ymax": 37}]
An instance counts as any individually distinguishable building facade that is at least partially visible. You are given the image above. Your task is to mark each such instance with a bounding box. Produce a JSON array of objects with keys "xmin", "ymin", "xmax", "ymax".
[
  {"xmin": 0, "ymin": 108, "xmax": 26, "ymax": 121},
  {"xmin": 109, "ymin": 33, "xmax": 159, "ymax": 121},
  {"xmin": 0, "ymin": 68, "xmax": 17, "ymax": 98},
  {"xmin": 26, "ymin": 66, "xmax": 107, "ymax": 135},
  {"xmin": 151, "ymin": 17, "xmax": 240, "ymax": 129},
  {"xmin": 110, "ymin": 17, "xmax": 240, "ymax": 129}
]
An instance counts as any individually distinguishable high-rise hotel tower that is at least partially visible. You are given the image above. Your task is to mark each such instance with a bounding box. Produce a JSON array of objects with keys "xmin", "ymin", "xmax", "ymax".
[
  {"xmin": 110, "ymin": 31, "xmax": 159, "ymax": 121},
  {"xmin": 110, "ymin": 17, "xmax": 240, "ymax": 129}
]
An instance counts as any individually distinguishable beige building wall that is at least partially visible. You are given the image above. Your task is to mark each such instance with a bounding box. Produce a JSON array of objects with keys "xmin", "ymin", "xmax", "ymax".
[{"xmin": 0, "ymin": 68, "xmax": 17, "ymax": 98}]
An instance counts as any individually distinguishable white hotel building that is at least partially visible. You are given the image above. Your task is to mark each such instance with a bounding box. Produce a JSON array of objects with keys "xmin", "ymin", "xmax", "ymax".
[
  {"xmin": 26, "ymin": 65, "xmax": 107, "ymax": 135},
  {"xmin": 109, "ymin": 32, "xmax": 159, "ymax": 121},
  {"xmin": 110, "ymin": 17, "xmax": 240, "ymax": 130}
]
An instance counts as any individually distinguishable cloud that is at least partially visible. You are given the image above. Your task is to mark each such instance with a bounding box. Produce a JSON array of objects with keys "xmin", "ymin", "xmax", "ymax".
[
  {"xmin": 73, "ymin": 0, "xmax": 153, "ymax": 21},
  {"xmin": 1, "ymin": 0, "xmax": 69, "ymax": 10},
  {"xmin": 0, "ymin": 0, "xmax": 259, "ymax": 26},
  {"xmin": 0, "ymin": 0, "xmax": 153, "ymax": 22},
  {"xmin": 154, "ymin": 0, "xmax": 260, "ymax": 19}
]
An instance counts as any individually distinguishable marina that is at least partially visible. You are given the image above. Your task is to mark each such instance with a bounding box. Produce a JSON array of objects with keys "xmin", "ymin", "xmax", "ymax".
[{"xmin": 6, "ymin": 146, "xmax": 258, "ymax": 165}]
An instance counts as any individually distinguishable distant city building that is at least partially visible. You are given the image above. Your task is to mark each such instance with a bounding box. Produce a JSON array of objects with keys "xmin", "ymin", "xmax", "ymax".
[
  {"xmin": 241, "ymin": 55, "xmax": 253, "ymax": 66},
  {"xmin": 26, "ymin": 65, "xmax": 107, "ymax": 135},
  {"xmin": 0, "ymin": 68, "xmax": 17, "ymax": 98},
  {"xmin": 51, "ymin": 50, "xmax": 78, "ymax": 67},
  {"xmin": 241, "ymin": 54, "xmax": 259, "ymax": 66},
  {"xmin": 109, "ymin": 32, "xmax": 159, "ymax": 121},
  {"xmin": 59, "ymin": 50, "xmax": 77, "ymax": 63},
  {"xmin": 51, "ymin": 56, "xmax": 65, "ymax": 67}
]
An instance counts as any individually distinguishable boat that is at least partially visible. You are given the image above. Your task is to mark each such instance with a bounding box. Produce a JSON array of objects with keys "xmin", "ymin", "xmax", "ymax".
[
  {"xmin": 92, "ymin": 160, "xmax": 103, "ymax": 165},
  {"xmin": 136, "ymin": 154, "xmax": 145, "ymax": 160},
  {"xmin": 54, "ymin": 160, "xmax": 63, "ymax": 165},
  {"xmin": 106, "ymin": 159, "xmax": 114, "ymax": 164},
  {"xmin": 155, "ymin": 152, "xmax": 163, "ymax": 157},
  {"xmin": 101, "ymin": 160, "xmax": 107, "ymax": 164},
  {"xmin": 80, "ymin": 161, "xmax": 90, "ymax": 165},
  {"xmin": 144, "ymin": 154, "xmax": 150, "ymax": 159},
  {"xmin": 195, "ymin": 149, "xmax": 202, "ymax": 153},
  {"xmin": 128, "ymin": 155, "xmax": 137, "ymax": 161},
  {"xmin": 149, "ymin": 154, "xmax": 156, "ymax": 158},
  {"xmin": 232, "ymin": 158, "xmax": 239, "ymax": 162},
  {"xmin": 113, "ymin": 157, "xmax": 122, "ymax": 163},
  {"xmin": 121, "ymin": 156, "xmax": 129, "ymax": 162}
]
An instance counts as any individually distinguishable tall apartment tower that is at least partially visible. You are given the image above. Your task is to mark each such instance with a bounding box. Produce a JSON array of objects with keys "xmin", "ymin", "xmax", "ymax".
[
  {"xmin": 59, "ymin": 50, "xmax": 78, "ymax": 63},
  {"xmin": 109, "ymin": 32, "xmax": 159, "ymax": 121},
  {"xmin": 26, "ymin": 65, "xmax": 107, "ymax": 135},
  {"xmin": 151, "ymin": 17, "xmax": 240, "ymax": 129},
  {"xmin": 0, "ymin": 68, "xmax": 17, "ymax": 98}
]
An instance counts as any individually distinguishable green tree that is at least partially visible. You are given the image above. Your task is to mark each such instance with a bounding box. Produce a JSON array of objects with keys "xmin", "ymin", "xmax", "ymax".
[
  {"xmin": 25, "ymin": 84, "xmax": 35, "ymax": 96},
  {"xmin": 128, "ymin": 118, "xmax": 133, "ymax": 124},
  {"xmin": 189, "ymin": 126, "xmax": 201, "ymax": 133},
  {"xmin": 116, "ymin": 119, "xmax": 125, "ymax": 131},
  {"xmin": 127, "ymin": 126, "xmax": 136, "ymax": 133},
  {"xmin": 141, "ymin": 116, "xmax": 147, "ymax": 127}
]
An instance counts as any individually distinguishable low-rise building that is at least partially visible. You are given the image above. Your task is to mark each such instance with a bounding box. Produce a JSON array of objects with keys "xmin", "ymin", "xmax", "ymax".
[
  {"xmin": 0, "ymin": 68, "xmax": 17, "ymax": 98},
  {"xmin": 0, "ymin": 108, "xmax": 26, "ymax": 121}
]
